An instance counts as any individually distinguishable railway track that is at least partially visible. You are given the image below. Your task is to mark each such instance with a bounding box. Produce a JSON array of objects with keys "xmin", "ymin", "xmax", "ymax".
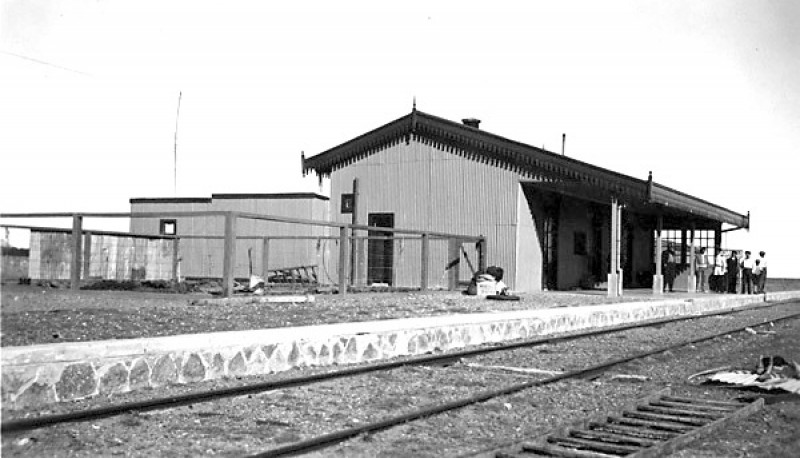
[
  {"xmin": 3, "ymin": 300, "xmax": 798, "ymax": 457},
  {"xmin": 246, "ymin": 308, "xmax": 800, "ymax": 457}
]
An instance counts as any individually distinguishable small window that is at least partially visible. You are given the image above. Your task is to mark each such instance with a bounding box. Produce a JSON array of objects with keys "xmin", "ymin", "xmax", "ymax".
[
  {"xmin": 574, "ymin": 231, "xmax": 587, "ymax": 255},
  {"xmin": 160, "ymin": 219, "xmax": 177, "ymax": 235},
  {"xmin": 341, "ymin": 193, "xmax": 355, "ymax": 214}
]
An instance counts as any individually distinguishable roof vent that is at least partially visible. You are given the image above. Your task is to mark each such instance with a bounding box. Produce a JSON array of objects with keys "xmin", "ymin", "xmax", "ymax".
[{"xmin": 461, "ymin": 118, "xmax": 481, "ymax": 129}]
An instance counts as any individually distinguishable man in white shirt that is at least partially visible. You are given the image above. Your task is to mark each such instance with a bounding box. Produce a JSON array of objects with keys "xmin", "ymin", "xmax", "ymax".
[
  {"xmin": 712, "ymin": 250, "xmax": 727, "ymax": 293},
  {"xmin": 740, "ymin": 251, "xmax": 755, "ymax": 294},
  {"xmin": 695, "ymin": 247, "xmax": 709, "ymax": 292}
]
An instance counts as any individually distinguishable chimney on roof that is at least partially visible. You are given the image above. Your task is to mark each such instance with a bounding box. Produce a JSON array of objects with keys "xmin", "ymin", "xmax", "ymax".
[{"xmin": 462, "ymin": 118, "xmax": 481, "ymax": 129}]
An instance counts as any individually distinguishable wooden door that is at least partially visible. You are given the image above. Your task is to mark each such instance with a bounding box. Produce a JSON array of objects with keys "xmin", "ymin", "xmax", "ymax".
[{"xmin": 367, "ymin": 213, "xmax": 394, "ymax": 285}]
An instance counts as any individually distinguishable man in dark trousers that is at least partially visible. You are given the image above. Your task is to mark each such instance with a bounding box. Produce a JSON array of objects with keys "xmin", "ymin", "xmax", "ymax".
[
  {"xmin": 726, "ymin": 251, "xmax": 739, "ymax": 293},
  {"xmin": 756, "ymin": 251, "xmax": 768, "ymax": 293},
  {"xmin": 662, "ymin": 247, "xmax": 676, "ymax": 292},
  {"xmin": 740, "ymin": 250, "xmax": 754, "ymax": 294},
  {"xmin": 695, "ymin": 247, "xmax": 709, "ymax": 292}
]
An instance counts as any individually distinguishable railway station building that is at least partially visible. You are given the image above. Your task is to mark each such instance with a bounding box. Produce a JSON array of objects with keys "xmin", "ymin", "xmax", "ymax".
[{"xmin": 302, "ymin": 108, "xmax": 749, "ymax": 294}]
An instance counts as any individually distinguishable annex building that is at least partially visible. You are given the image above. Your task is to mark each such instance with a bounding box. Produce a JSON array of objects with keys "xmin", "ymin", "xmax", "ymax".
[
  {"xmin": 129, "ymin": 193, "xmax": 329, "ymax": 281},
  {"xmin": 302, "ymin": 108, "xmax": 749, "ymax": 293}
]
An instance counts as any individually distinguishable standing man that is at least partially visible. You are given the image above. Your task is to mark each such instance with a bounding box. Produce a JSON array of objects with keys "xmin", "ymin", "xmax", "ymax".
[
  {"xmin": 726, "ymin": 251, "xmax": 739, "ymax": 294},
  {"xmin": 740, "ymin": 251, "xmax": 755, "ymax": 294},
  {"xmin": 662, "ymin": 246, "xmax": 677, "ymax": 293},
  {"xmin": 756, "ymin": 251, "xmax": 768, "ymax": 293},
  {"xmin": 713, "ymin": 250, "xmax": 727, "ymax": 292},
  {"xmin": 695, "ymin": 247, "xmax": 709, "ymax": 292}
]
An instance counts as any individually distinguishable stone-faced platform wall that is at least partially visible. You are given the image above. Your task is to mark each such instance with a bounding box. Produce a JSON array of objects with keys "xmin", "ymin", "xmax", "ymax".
[{"xmin": 3, "ymin": 292, "xmax": 797, "ymax": 410}]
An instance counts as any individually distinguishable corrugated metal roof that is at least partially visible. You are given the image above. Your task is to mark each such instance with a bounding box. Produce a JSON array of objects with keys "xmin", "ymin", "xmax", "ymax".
[{"xmin": 303, "ymin": 109, "xmax": 749, "ymax": 228}]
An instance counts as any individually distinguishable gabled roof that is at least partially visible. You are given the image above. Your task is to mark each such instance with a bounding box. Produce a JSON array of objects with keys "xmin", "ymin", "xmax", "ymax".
[{"xmin": 303, "ymin": 109, "xmax": 748, "ymax": 228}]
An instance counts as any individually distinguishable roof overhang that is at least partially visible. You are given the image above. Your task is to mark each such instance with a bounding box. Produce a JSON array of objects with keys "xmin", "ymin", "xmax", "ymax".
[{"xmin": 648, "ymin": 182, "xmax": 749, "ymax": 228}]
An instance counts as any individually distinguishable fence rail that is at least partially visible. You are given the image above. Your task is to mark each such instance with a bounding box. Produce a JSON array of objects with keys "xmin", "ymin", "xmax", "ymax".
[{"xmin": 1, "ymin": 211, "xmax": 486, "ymax": 297}]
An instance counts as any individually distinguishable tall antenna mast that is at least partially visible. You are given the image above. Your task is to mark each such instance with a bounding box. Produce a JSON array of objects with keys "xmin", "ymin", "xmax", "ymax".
[{"xmin": 173, "ymin": 91, "xmax": 182, "ymax": 196}]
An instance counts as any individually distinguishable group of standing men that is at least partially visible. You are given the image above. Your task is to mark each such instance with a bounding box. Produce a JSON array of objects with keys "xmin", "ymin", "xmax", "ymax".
[{"xmin": 695, "ymin": 248, "xmax": 768, "ymax": 294}]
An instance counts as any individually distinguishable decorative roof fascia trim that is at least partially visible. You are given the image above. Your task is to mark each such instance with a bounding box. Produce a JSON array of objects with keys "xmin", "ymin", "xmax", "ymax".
[
  {"xmin": 413, "ymin": 118, "xmax": 649, "ymax": 202},
  {"xmin": 649, "ymin": 183, "xmax": 749, "ymax": 228},
  {"xmin": 303, "ymin": 114, "xmax": 413, "ymax": 176}
]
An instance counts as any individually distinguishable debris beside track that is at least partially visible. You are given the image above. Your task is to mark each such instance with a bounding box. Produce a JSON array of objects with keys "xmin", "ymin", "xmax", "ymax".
[{"xmin": 689, "ymin": 354, "xmax": 800, "ymax": 394}]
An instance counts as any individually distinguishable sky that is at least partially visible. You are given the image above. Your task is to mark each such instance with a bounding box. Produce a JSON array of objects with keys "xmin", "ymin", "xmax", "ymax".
[{"xmin": 1, "ymin": 0, "xmax": 798, "ymax": 277}]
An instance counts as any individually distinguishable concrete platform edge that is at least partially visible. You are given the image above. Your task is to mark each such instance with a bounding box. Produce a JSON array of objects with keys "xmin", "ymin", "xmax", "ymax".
[{"xmin": 3, "ymin": 291, "xmax": 799, "ymax": 410}]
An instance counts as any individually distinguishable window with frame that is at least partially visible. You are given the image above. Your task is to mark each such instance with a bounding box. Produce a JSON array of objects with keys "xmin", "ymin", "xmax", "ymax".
[
  {"xmin": 654, "ymin": 229, "xmax": 717, "ymax": 261},
  {"xmin": 159, "ymin": 219, "xmax": 177, "ymax": 236}
]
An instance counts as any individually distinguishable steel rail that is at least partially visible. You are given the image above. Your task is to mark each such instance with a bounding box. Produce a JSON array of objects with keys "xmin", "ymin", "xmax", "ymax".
[
  {"xmin": 1, "ymin": 299, "xmax": 795, "ymax": 434},
  {"xmin": 247, "ymin": 310, "xmax": 800, "ymax": 458}
]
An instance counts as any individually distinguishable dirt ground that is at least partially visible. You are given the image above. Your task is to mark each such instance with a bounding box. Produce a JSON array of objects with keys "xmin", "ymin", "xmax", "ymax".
[
  {"xmin": 3, "ymin": 278, "xmax": 799, "ymax": 348},
  {"xmin": 1, "ymin": 284, "xmax": 654, "ymax": 347}
]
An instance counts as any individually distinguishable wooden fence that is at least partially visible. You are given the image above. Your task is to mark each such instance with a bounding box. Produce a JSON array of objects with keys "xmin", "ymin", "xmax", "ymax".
[
  {"xmin": 1, "ymin": 212, "xmax": 486, "ymax": 297},
  {"xmin": 27, "ymin": 229, "xmax": 175, "ymax": 281}
]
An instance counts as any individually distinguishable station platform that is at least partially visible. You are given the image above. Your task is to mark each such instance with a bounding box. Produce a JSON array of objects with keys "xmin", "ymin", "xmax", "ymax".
[{"xmin": 3, "ymin": 290, "xmax": 800, "ymax": 410}]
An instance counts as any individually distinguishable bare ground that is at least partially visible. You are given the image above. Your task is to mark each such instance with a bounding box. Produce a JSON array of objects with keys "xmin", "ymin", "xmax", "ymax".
[
  {"xmin": 3, "ymin": 279, "xmax": 799, "ymax": 348},
  {"xmin": 1, "ymin": 284, "xmax": 653, "ymax": 347}
]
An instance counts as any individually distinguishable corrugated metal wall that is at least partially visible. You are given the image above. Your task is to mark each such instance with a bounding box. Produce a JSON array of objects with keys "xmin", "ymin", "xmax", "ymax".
[
  {"xmin": 321, "ymin": 138, "xmax": 670, "ymax": 292},
  {"xmin": 130, "ymin": 197, "xmax": 330, "ymax": 280},
  {"xmin": 130, "ymin": 201, "xmax": 215, "ymax": 278},
  {"xmin": 329, "ymin": 140, "xmax": 522, "ymax": 289}
]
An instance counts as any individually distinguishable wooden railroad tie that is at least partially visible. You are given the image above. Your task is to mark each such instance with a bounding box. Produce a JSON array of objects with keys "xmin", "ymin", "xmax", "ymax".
[{"xmin": 490, "ymin": 388, "xmax": 763, "ymax": 458}]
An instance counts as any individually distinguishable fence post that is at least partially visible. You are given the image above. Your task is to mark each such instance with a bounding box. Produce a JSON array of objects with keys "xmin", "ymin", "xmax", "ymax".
[
  {"xmin": 222, "ymin": 212, "xmax": 238, "ymax": 298},
  {"xmin": 83, "ymin": 231, "xmax": 92, "ymax": 280},
  {"xmin": 338, "ymin": 226, "xmax": 349, "ymax": 295},
  {"xmin": 447, "ymin": 238, "xmax": 460, "ymax": 291},
  {"xmin": 477, "ymin": 236, "xmax": 487, "ymax": 272},
  {"xmin": 261, "ymin": 237, "xmax": 270, "ymax": 282},
  {"xmin": 172, "ymin": 236, "xmax": 180, "ymax": 282},
  {"xmin": 70, "ymin": 214, "xmax": 83, "ymax": 290},
  {"xmin": 420, "ymin": 233, "xmax": 429, "ymax": 291}
]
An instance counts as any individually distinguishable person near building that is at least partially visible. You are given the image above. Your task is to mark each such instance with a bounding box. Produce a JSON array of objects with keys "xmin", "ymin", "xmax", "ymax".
[
  {"xmin": 740, "ymin": 251, "xmax": 755, "ymax": 294},
  {"xmin": 662, "ymin": 246, "xmax": 677, "ymax": 293},
  {"xmin": 753, "ymin": 259, "xmax": 763, "ymax": 293},
  {"xmin": 712, "ymin": 250, "xmax": 727, "ymax": 293},
  {"xmin": 756, "ymin": 251, "xmax": 768, "ymax": 293},
  {"xmin": 695, "ymin": 247, "xmax": 709, "ymax": 292},
  {"xmin": 726, "ymin": 251, "xmax": 739, "ymax": 294}
]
